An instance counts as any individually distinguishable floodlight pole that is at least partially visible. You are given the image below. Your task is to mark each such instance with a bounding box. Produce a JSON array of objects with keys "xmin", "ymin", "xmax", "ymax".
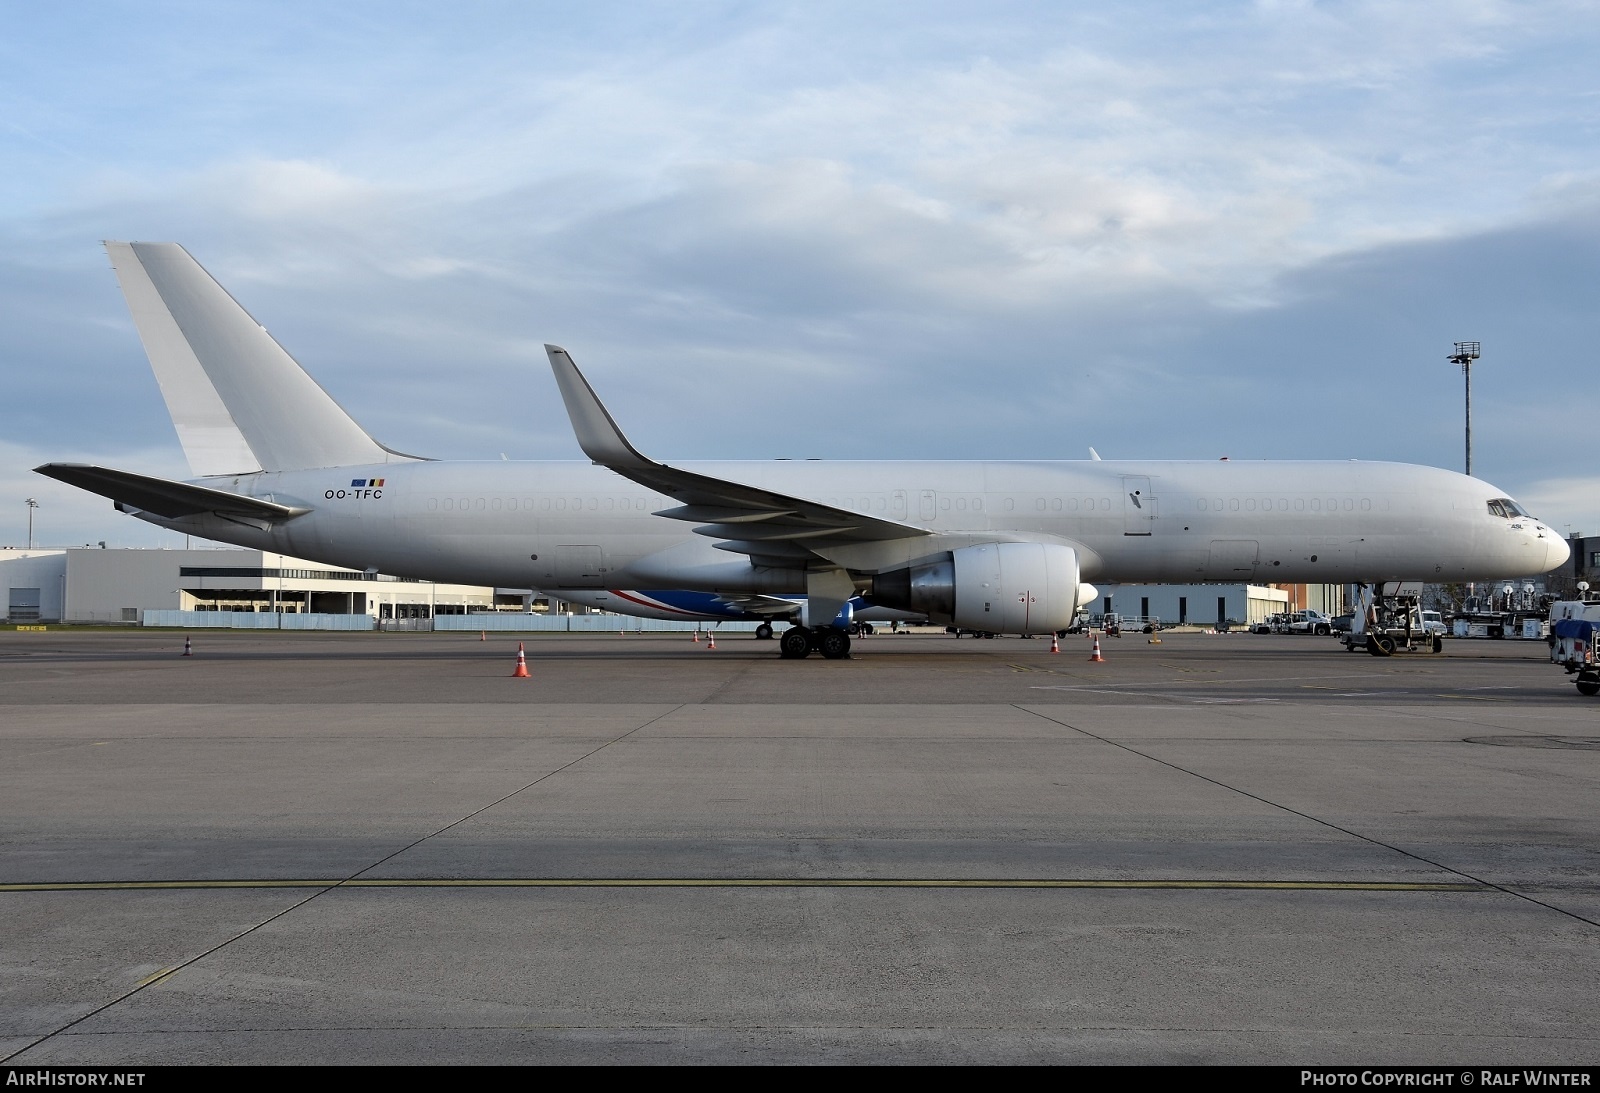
[
  {"xmin": 1448, "ymin": 342, "xmax": 1480, "ymax": 477},
  {"xmin": 25, "ymin": 498, "xmax": 38, "ymax": 550}
]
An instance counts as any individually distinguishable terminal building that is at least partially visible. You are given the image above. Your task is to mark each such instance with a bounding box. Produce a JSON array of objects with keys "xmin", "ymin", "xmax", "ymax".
[{"xmin": 0, "ymin": 547, "xmax": 524, "ymax": 624}]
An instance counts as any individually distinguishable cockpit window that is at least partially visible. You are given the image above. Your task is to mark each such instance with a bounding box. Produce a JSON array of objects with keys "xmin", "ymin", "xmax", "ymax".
[
  {"xmin": 1487, "ymin": 498, "xmax": 1532, "ymax": 519},
  {"xmin": 1487, "ymin": 500, "xmax": 1508, "ymax": 518}
]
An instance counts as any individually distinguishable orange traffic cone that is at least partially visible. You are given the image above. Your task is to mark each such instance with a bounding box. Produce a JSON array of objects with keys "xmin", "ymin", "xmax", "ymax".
[
  {"xmin": 707, "ymin": 631, "xmax": 717, "ymax": 650},
  {"xmin": 511, "ymin": 642, "xmax": 530, "ymax": 678},
  {"xmin": 182, "ymin": 636, "xmax": 192, "ymax": 657},
  {"xmin": 1088, "ymin": 635, "xmax": 1105, "ymax": 663},
  {"xmin": 1050, "ymin": 634, "xmax": 1059, "ymax": 654},
  {"xmin": 480, "ymin": 630, "xmax": 486, "ymax": 641},
  {"xmin": 692, "ymin": 628, "xmax": 700, "ymax": 643}
]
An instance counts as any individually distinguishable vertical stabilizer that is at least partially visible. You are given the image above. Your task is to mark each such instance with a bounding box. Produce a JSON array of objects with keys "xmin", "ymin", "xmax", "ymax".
[{"xmin": 105, "ymin": 241, "xmax": 407, "ymax": 474}]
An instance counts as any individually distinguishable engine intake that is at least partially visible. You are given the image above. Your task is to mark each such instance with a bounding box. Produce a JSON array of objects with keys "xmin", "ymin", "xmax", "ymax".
[{"xmin": 871, "ymin": 542, "xmax": 1082, "ymax": 634}]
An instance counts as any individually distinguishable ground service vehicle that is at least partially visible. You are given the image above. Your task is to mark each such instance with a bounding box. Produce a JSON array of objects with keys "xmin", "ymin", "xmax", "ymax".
[
  {"xmin": 1341, "ymin": 583, "xmax": 1445, "ymax": 655},
  {"xmin": 1549, "ymin": 592, "xmax": 1600, "ymax": 696},
  {"xmin": 1287, "ymin": 610, "xmax": 1336, "ymax": 635}
]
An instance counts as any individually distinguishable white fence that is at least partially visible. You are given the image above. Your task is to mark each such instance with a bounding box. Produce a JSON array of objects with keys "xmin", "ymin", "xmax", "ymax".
[
  {"xmin": 139, "ymin": 610, "xmax": 762, "ymax": 633},
  {"xmin": 434, "ymin": 614, "xmax": 761, "ymax": 633},
  {"xmin": 142, "ymin": 611, "xmax": 374, "ymax": 630}
]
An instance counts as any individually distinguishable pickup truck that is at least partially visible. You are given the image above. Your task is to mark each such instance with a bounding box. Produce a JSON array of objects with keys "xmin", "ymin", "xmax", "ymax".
[{"xmin": 1287, "ymin": 610, "xmax": 1336, "ymax": 635}]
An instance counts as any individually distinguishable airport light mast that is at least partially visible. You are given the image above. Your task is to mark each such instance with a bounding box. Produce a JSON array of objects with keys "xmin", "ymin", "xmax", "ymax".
[
  {"xmin": 25, "ymin": 497, "xmax": 38, "ymax": 550},
  {"xmin": 1449, "ymin": 341, "xmax": 1480, "ymax": 477}
]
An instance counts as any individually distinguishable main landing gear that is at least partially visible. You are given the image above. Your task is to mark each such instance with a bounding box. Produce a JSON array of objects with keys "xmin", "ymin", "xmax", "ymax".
[{"xmin": 778, "ymin": 625, "xmax": 851, "ymax": 660}]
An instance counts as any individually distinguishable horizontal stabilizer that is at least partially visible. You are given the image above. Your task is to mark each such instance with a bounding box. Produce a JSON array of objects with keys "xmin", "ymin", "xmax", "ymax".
[{"xmin": 33, "ymin": 464, "xmax": 308, "ymax": 522}]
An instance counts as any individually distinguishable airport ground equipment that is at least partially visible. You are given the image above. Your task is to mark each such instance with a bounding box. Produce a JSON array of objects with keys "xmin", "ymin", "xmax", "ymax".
[
  {"xmin": 1088, "ymin": 613, "xmax": 1165, "ymax": 636},
  {"xmin": 1549, "ymin": 589, "xmax": 1600, "ymax": 695},
  {"xmin": 1342, "ymin": 582, "xmax": 1444, "ymax": 656},
  {"xmin": 1449, "ymin": 582, "xmax": 1554, "ymax": 640}
]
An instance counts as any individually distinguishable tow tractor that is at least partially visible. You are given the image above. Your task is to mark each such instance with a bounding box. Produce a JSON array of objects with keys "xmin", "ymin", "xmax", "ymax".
[
  {"xmin": 1341, "ymin": 581, "xmax": 1445, "ymax": 656},
  {"xmin": 1549, "ymin": 583, "xmax": 1600, "ymax": 696}
]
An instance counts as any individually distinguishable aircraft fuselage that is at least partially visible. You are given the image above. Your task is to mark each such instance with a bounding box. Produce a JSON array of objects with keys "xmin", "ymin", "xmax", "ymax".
[{"xmin": 140, "ymin": 456, "xmax": 1565, "ymax": 593}]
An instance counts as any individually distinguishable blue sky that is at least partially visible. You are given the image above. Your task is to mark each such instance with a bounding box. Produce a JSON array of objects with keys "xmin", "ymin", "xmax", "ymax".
[{"xmin": 4, "ymin": 0, "xmax": 1599, "ymax": 548}]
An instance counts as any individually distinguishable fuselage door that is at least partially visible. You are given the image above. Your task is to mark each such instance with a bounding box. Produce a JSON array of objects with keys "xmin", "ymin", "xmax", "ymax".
[
  {"xmin": 919, "ymin": 490, "xmax": 937, "ymax": 523},
  {"xmin": 1122, "ymin": 476, "xmax": 1155, "ymax": 536}
]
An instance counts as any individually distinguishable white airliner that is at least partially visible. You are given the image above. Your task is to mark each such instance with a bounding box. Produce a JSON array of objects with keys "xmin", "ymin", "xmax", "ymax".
[{"xmin": 37, "ymin": 242, "xmax": 1569, "ymax": 659}]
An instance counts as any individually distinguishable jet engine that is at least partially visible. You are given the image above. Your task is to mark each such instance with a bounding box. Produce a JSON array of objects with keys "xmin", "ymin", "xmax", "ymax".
[{"xmin": 870, "ymin": 542, "xmax": 1083, "ymax": 634}]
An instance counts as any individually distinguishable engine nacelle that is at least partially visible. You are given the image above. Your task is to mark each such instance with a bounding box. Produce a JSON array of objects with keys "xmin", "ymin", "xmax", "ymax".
[{"xmin": 871, "ymin": 543, "xmax": 1082, "ymax": 634}]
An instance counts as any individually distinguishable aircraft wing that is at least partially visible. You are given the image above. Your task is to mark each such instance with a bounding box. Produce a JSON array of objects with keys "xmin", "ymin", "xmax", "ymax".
[
  {"xmin": 547, "ymin": 345, "xmax": 929, "ymax": 567},
  {"xmin": 34, "ymin": 463, "xmax": 308, "ymax": 522}
]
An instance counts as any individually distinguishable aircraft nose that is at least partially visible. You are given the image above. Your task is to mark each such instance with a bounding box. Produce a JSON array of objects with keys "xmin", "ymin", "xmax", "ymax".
[{"xmin": 1546, "ymin": 531, "xmax": 1572, "ymax": 573}]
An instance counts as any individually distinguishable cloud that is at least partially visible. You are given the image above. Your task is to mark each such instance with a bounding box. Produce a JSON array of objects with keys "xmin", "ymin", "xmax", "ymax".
[{"xmin": 5, "ymin": 1, "xmax": 1600, "ymax": 546}]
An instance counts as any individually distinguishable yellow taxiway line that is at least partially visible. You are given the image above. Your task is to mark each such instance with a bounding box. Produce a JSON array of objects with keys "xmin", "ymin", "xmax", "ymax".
[{"xmin": 0, "ymin": 878, "xmax": 1485, "ymax": 892}]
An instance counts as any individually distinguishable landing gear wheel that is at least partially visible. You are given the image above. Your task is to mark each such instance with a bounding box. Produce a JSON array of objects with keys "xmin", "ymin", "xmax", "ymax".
[
  {"xmin": 755, "ymin": 622, "xmax": 774, "ymax": 641},
  {"xmin": 779, "ymin": 626, "xmax": 812, "ymax": 659},
  {"xmin": 1577, "ymin": 679, "xmax": 1600, "ymax": 696},
  {"xmin": 818, "ymin": 628, "xmax": 852, "ymax": 660},
  {"xmin": 1366, "ymin": 634, "xmax": 1396, "ymax": 657}
]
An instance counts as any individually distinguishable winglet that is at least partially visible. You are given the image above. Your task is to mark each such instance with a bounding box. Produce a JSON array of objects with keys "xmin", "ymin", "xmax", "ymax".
[
  {"xmin": 545, "ymin": 345, "xmax": 654, "ymax": 470},
  {"xmin": 1089, "ymin": 447, "xmax": 1102, "ymax": 461}
]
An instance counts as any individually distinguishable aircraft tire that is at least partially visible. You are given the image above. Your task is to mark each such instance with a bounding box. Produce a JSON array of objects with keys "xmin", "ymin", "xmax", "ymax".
[
  {"xmin": 755, "ymin": 623, "xmax": 774, "ymax": 641},
  {"xmin": 818, "ymin": 628, "xmax": 852, "ymax": 660},
  {"xmin": 779, "ymin": 626, "xmax": 812, "ymax": 659},
  {"xmin": 1576, "ymin": 679, "xmax": 1599, "ymax": 696}
]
